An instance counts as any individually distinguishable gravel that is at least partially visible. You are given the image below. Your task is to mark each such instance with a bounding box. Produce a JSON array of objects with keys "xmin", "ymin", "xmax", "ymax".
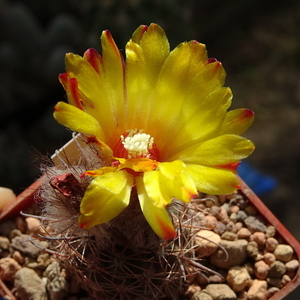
[{"xmin": 0, "ymin": 190, "xmax": 298, "ymax": 299}]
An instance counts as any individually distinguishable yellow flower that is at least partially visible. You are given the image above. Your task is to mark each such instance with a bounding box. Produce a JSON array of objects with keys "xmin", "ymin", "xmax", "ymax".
[{"xmin": 53, "ymin": 24, "xmax": 255, "ymax": 240}]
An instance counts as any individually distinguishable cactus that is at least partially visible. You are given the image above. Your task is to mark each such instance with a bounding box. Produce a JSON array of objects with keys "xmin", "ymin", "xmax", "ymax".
[{"xmin": 36, "ymin": 135, "xmax": 215, "ymax": 299}]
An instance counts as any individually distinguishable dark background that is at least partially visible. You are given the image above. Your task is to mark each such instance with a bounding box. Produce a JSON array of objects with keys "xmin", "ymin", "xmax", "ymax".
[{"xmin": 1, "ymin": 1, "xmax": 299, "ymax": 298}]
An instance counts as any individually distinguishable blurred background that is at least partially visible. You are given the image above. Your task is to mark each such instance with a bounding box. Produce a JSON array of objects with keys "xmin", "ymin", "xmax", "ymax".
[{"xmin": 0, "ymin": 0, "xmax": 299, "ymax": 298}]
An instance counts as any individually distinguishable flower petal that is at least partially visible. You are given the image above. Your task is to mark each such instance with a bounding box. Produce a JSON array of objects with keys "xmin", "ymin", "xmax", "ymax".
[
  {"xmin": 220, "ymin": 108, "xmax": 255, "ymax": 135},
  {"xmin": 185, "ymin": 164, "xmax": 240, "ymax": 194},
  {"xmin": 157, "ymin": 160, "xmax": 198, "ymax": 203},
  {"xmin": 136, "ymin": 176, "xmax": 176, "ymax": 240},
  {"xmin": 141, "ymin": 41, "xmax": 231, "ymax": 158},
  {"xmin": 125, "ymin": 23, "xmax": 169, "ymax": 130},
  {"xmin": 78, "ymin": 170, "xmax": 133, "ymax": 229},
  {"xmin": 64, "ymin": 52, "xmax": 117, "ymax": 145},
  {"xmin": 54, "ymin": 101, "xmax": 103, "ymax": 140},
  {"xmin": 101, "ymin": 30, "xmax": 126, "ymax": 134},
  {"xmin": 173, "ymin": 134, "xmax": 255, "ymax": 166}
]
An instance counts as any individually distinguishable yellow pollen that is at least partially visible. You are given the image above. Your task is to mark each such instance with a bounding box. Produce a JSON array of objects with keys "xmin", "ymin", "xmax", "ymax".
[{"xmin": 121, "ymin": 131, "xmax": 154, "ymax": 158}]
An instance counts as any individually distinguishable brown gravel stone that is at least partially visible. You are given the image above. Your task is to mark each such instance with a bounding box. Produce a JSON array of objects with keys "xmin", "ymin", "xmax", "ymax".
[
  {"xmin": 244, "ymin": 216, "xmax": 267, "ymax": 233},
  {"xmin": 206, "ymin": 284, "xmax": 236, "ymax": 300},
  {"xmin": 9, "ymin": 228, "xmax": 22, "ymax": 240},
  {"xmin": 15, "ymin": 267, "xmax": 47, "ymax": 300},
  {"xmin": 274, "ymin": 244, "xmax": 294, "ymax": 262},
  {"xmin": 194, "ymin": 230, "xmax": 221, "ymax": 256},
  {"xmin": 210, "ymin": 239, "xmax": 248, "ymax": 269},
  {"xmin": 204, "ymin": 215, "xmax": 217, "ymax": 230},
  {"xmin": 214, "ymin": 221, "xmax": 227, "ymax": 235},
  {"xmin": 221, "ymin": 231, "xmax": 237, "ymax": 241},
  {"xmin": 269, "ymin": 261, "xmax": 286, "ymax": 278},
  {"xmin": 15, "ymin": 216, "xmax": 27, "ymax": 233},
  {"xmin": 226, "ymin": 266, "xmax": 251, "ymax": 292},
  {"xmin": 265, "ymin": 237, "xmax": 278, "ymax": 252},
  {"xmin": 191, "ymin": 291, "xmax": 213, "ymax": 300},
  {"xmin": 254, "ymin": 260, "xmax": 270, "ymax": 280},
  {"xmin": 0, "ymin": 257, "xmax": 22, "ymax": 281},
  {"xmin": 235, "ymin": 222, "xmax": 243, "ymax": 231},
  {"xmin": 218, "ymin": 208, "xmax": 230, "ymax": 224},
  {"xmin": 285, "ymin": 259, "xmax": 299, "ymax": 272},
  {"xmin": 265, "ymin": 226, "xmax": 276, "ymax": 238},
  {"xmin": 226, "ymin": 221, "xmax": 237, "ymax": 233},
  {"xmin": 25, "ymin": 217, "xmax": 43, "ymax": 236},
  {"xmin": 251, "ymin": 232, "xmax": 266, "ymax": 247},
  {"xmin": 244, "ymin": 205, "xmax": 257, "ymax": 215},
  {"xmin": 247, "ymin": 279, "xmax": 268, "ymax": 300},
  {"xmin": 12, "ymin": 251, "xmax": 25, "ymax": 264},
  {"xmin": 246, "ymin": 241, "xmax": 259, "ymax": 258},
  {"xmin": 230, "ymin": 205, "xmax": 239, "ymax": 214},
  {"xmin": 185, "ymin": 285, "xmax": 201, "ymax": 299},
  {"xmin": 237, "ymin": 228, "xmax": 251, "ymax": 239},
  {"xmin": 263, "ymin": 252, "xmax": 276, "ymax": 265}
]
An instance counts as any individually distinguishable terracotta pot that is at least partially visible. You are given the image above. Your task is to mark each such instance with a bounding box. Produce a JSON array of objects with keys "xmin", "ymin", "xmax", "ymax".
[
  {"xmin": 0, "ymin": 173, "xmax": 299, "ymax": 299},
  {"xmin": 238, "ymin": 178, "xmax": 300, "ymax": 300}
]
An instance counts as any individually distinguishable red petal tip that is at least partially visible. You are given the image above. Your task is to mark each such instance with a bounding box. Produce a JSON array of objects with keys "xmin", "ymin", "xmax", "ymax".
[{"xmin": 208, "ymin": 58, "xmax": 218, "ymax": 64}]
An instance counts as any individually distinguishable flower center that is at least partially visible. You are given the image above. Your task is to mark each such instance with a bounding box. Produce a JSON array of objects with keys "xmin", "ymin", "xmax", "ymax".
[
  {"xmin": 114, "ymin": 129, "xmax": 160, "ymax": 160},
  {"xmin": 121, "ymin": 132, "xmax": 153, "ymax": 158}
]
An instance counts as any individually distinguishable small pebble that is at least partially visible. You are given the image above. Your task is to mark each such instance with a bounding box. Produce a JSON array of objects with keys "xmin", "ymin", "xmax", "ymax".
[
  {"xmin": 274, "ymin": 244, "xmax": 294, "ymax": 262},
  {"xmin": 237, "ymin": 228, "xmax": 251, "ymax": 239},
  {"xmin": 263, "ymin": 252, "xmax": 276, "ymax": 265},
  {"xmin": 185, "ymin": 285, "xmax": 201, "ymax": 299},
  {"xmin": 221, "ymin": 231, "xmax": 237, "ymax": 241},
  {"xmin": 25, "ymin": 217, "xmax": 43, "ymax": 236},
  {"xmin": 229, "ymin": 212, "xmax": 238, "ymax": 222},
  {"xmin": 204, "ymin": 215, "xmax": 217, "ymax": 230},
  {"xmin": 217, "ymin": 208, "xmax": 230, "ymax": 224},
  {"xmin": 267, "ymin": 277, "xmax": 283, "ymax": 288},
  {"xmin": 206, "ymin": 284, "xmax": 236, "ymax": 300},
  {"xmin": 251, "ymin": 232, "xmax": 266, "ymax": 248},
  {"xmin": 226, "ymin": 266, "xmax": 251, "ymax": 292},
  {"xmin": 247, "ymin": 279, "xmax": 268, "ymax": 300},
  {"xmin": 12, "ymin": 251, "xmax": 25, "ymax": 264},
  {"xmin": 269, "ymin": 261, "xmax": 286, "ymax": 278},
  {"xmin": 246, "ymin": 241, "xmax": 259, "ymax": 258},
  {"xmin": 194, "ymin": 230, "xmax": 221, "ymax": 256},
  {"xmin": 209, "ymin": 205, "xmax": 221, "ymax": 216},
  {"xmin": 265, "ymin": 237, "xmax": 278, "ymax": 252},
  {"xmin": 191, "ymin": 291, "xmax": 213, "ymax": 300},
  {"xmin": 281, "ymin": 274, "xmax": 291, "ymax": 286},
  {"xmin": 244, "ymin": 205, "xmax": 257, "ymax": 215},
  {"xmin": 236, "ymin": 210, "xmax": 248, "ymax": 222},
  {"xmin": 9, "ymin": 229, "xmax": 22, "ymax": 240},
  {"xmin": 265, "ymin": 226, "xmax": 276, "ymax": 238},
  {"xmin": 15, "ymin": 267, "xmax": 47, "ymax": 300},
  {"xmin": 226, "ymin": 221, "xmax": 237, "ymax": 233},
  {"xmin": 230, "ymin": 205, "xmax": 239, "ymax": 214},
  {"xmin": 285, "ymin": 259, "xmax": 299, "ymax": 272},
  {"xmin": 44, "ymin": 261, "xmax": 68, "ymax": 300},
  {"xmin": 210, "ymin": 239, "xmax": 248, "ymax": 269},
  {"xmin": 15, "ymin": 216, "xmax": 27, "ymax": 233},
  {"xmin": 235, "ymin": 222, "xmax": 243, "ymax": 231},
  {"xmin": 0, "ymin": 257, "xmax": 22, "ymax": 281},
  {"xmin": 244, "ymin": 216, "xmax": 267, "ymax": 233},
  {"xmin": 254, "ymin": 260, "xmax": 269, "ymax": 280},
  {"xmin": 0, "ymin": 236, "xmax": 10, "ymax": 250},
  {"xmin": 213, "ymin": 221, "xmax": 227, "ymax": 235},
  {"xmin": 0, "ymin": 187, "xmax": 16, "ymax": 210}
]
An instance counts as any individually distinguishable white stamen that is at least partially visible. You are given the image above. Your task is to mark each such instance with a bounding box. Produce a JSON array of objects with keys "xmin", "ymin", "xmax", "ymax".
[{"xmin": 121, "ymin": 131, "xmax": 154, "ymax": 158}]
